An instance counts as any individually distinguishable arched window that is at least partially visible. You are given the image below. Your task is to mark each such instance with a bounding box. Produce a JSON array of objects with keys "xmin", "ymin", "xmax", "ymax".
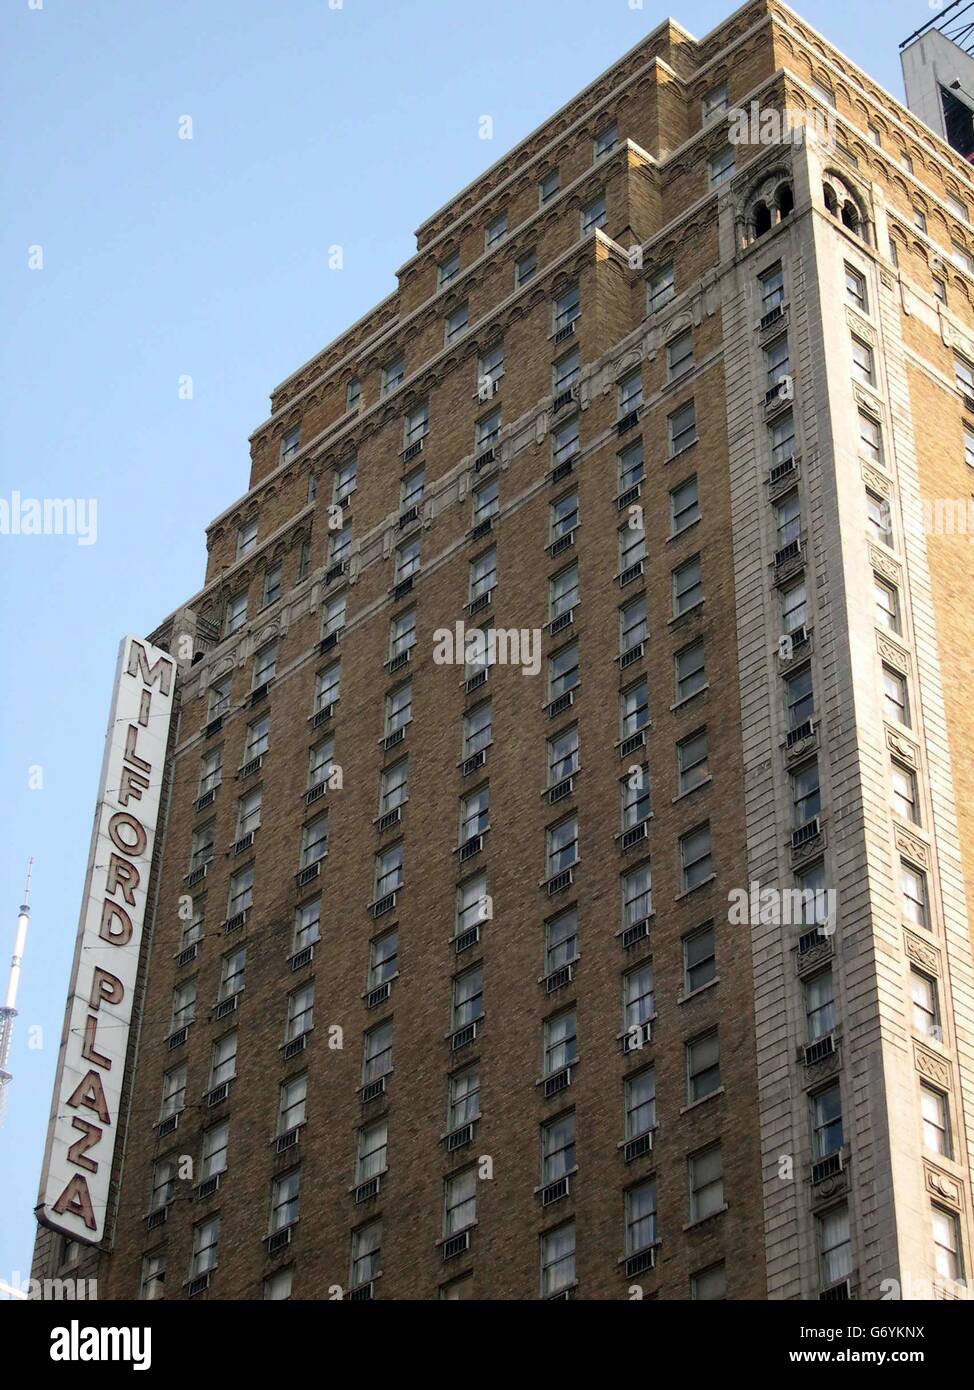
[
  {"xmin": 824, "ymin": 182, "xmax": 839, "ymax": 216},
  {"xmin": 754, "ymin": 201, "xmax": 772, "ymax": 238},
  {"xmin": 777, "ymin": 183, "xmax": 794, "ymax": 219},
  {"xmin": 841, "ymin": 200, "xmax": 861, "ymax": 234}
]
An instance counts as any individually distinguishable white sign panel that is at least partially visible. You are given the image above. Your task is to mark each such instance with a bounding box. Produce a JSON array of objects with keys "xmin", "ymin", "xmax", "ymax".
[{"xmin": 37, "ymin": 635, "xmax": 176, "ymax": 1245}]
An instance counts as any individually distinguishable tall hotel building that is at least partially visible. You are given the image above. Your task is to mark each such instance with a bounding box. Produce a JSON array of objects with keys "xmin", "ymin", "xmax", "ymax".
[{"xmin": 32, "ymin": 0, "xmax": 974, "ymax": 1302}]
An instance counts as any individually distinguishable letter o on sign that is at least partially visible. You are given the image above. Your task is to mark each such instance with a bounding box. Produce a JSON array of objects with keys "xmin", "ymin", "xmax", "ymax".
[{"xmin": 108, "ymin": 811, "xmax": 147, "ymax": 857}]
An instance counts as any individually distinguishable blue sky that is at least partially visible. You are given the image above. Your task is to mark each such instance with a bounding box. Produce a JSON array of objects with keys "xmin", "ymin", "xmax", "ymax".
[{"xmin": 0, "ymin": 0, "xmax": 932, "ymax": 1288}]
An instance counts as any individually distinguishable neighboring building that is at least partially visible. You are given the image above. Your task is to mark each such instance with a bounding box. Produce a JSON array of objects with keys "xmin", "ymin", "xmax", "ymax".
[
  {"xmin": 901, "ymin": 2, "xmax": 974, "ymax": 162},
  {"xmin": 33, "ymin": 0, "xmax": 974, "ymax": 1301}
]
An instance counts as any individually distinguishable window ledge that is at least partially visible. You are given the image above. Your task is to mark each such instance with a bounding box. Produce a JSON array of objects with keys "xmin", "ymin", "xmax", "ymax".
[
  {"xmin": 672, "ymin": 775, "xmax": 713, "ymax": 804},
  {"xmin": 668, "ymin": 517, "xmax": 701, "ymax": 544},
  {"xmin": 679, "ymin": 1085, "xmax": 725, "ymax": 1116},
  {"xmin": 675, "ymin": 873, "xmax": 717, "ymax": 903},
  {"xmin": 682, "ymin": 1203, "xmax": 729, "ymax": 1233},
  {"xmin": 670, "ymin": 686, "xmax": 709, "ymax": 715},
  {"xmin": 677, "ymin": 976, "xmax": 720, "ymax": 1006},
  {"xmin": 668, "ymin": 600, "xmax": 704, "ymax": 630},
  {"xmin": 667, "ymin": 438, "xmax": 699, "ymax": 464}
]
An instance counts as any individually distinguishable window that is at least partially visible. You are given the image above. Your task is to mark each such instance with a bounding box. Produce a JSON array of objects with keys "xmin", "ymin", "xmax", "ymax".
[
  {"xmin": 346, "ymin": 376, "xmax": 361, "ymax": 412},
  {"xmin": 668, "ymin": 400, "xmax": 697, "ymax": 456},
  {"xmin": 624, "ymin": 962, "xmax": 654, "ymax": 1032},
  {"xmin": 688, "ymin": 1143, "xmax": 724, "ymax": 1221},
  {"xmin": 463, "ymin": 701, "xmax": 492, "ymax": 758},
  {"xmin": 400, "ymin": 469, "xmax": 425, "ymax": 519},
  {"xmin": 702, "ymin": 81, "xmax": 728, "ymax": 120},
  {"xmin": 201, "ymin": 1120, "xmax": 229, "ymax": 1180},
  {"xmin": 541, "ymin": 1223, "xmax": 575, "ymax": 1298},
  {"xmin": 620, "ymin": 595, "xmax": 646, "ymax": 656},
  {"xmin": 312, "ymin": 664, "xmax": 340, "ymax": 718},
  {"xmin": 965, "ymin": 425, "xmax": 974, "ymax": 469},
  {"xmin": 395, "ymin": 537, "xmax": 421, "ymax": 584},
  {"xmin": 374, "ymin": 843, "xmax": 403, "ymax": 899},
  {"xmin": 760, "ymin": 262, "xmax": 785, "ymax": 314},
  {"xmin": 515, "ymin": 249, "xmax": 537, "ymax": 288},
  {"xmin": 581, "ymin": 194, "xmax": 607, "ymax": 234},
  {"xmin": 444, "ymin": 1169, "xmax": 477, "ymax": 1236},
  {"xmin": 691, "ymin": 1263, "xmax": 727, "ymax": 1300},
  {"xmin": 261, "ymin": 564, "xmax": 281, "ymax": 609},
  {"xmin": 901, "ymin": 861, "xmax": 929, "ymax": 929},
  {"xmin": 620, "ymin": 679, "xmax": 648, "ymax": 739},
  {"xmin": 199, "ymin": 746, "xmax": 223, "ymax": 797},
  {"xmin": 225, "ymin": 590, "xmax": 248, "ymax": 637},
  {"xmin": 594, "ymin": 122, "xmax": 618, "ymax": 159},
  {"xmin": 553, "ymin": 284, "xmax": 580, "ymax": 333},
  {"xmin": 675, "ymin": 640, "xmax": 706, "ymax": 703},
  {"xmin": 209, "ymin": 1031, "xmax": 237, "ymax": 1089},
  {"xmin": 445, "ymin": 303, "xmax": 470, "ymax": 345},
  {"xmin": 549, "ymin": 491, "xmax": 578, "ymax": 544},
  {"xmin": 459, "ymin": 785, "xmax": 490, "ymax": 845},
  {"xmin": 625, "ymin": 1067, "xmax": 656, "ymax": 1139},
  {"xmin": 437, "ymin": 251, "xmax": 460, "ymax": 288},
  {"xmin": 385, "ymin": 681, "xmax": 411, "ymax": 737},
  {"xmin": 553, "ymin": 348, "xmax": 580, "ymax": 398},
  {"xmin": 379, "ymin": 758, "xmax": 408, "ymax": 816},
  {"xmin": 622, "ymin": 863, "xmax": 652, "ymax": 928},
  {"xmin": 356, "ymin": 1121, "xmax": 388, "ymax": 1184},
  {"xmin": 866, "ymin": 490, "xmax": 892, "ymax": 548},
  {"xmin": 883, "ymin": 666, "xmax": 910, "ymax": 727},
  {"xmin": 621, "ymin": 766, "xmax": 650, "ymax": 830},
  {"xmin": 297, "ymin": 538, "xmax": 311, "ymax": 581},
  {"xmin": 181, "ymin": 903, "xmax": 203, "ymax": 952},
  {"xmin": 770, "ymin": 412, "xmax": 795, "ymax": 469},
  {"xmin": 680, "ymin": 823, "xmax": 712, "ymax": 892},
  {"xmin": 791, "ymin": 760, "xmax": 821, "ymax": 827},
  {"xmin": 891, "ymin": 762, "xmax": 919, "ymax": 824},
  {"xmin": 350, "ymin": 1221, "xmax": 382, "ymax": 1288},
  {"xmin": 237, "ymin": 517, "xmax": 258, "ymax": 558},
  {"xmin": 765, "ymin": 337, "xmax": 790, "ymax": 393},
  {"xmin": 933, "ymin": 275, "xmax": 947, "ymax": 305},
  {"xmin": 235, "ymin": 787, "xmax": 261, "ymax": 840},
  {"xmin": 851, "ymin": 335, "xmax": 875, "ymax": 386},
  {"xmin": 252, "ymin": 641, "xmax": 277, "ymax": 690},
  {"xmin": 541, "ymin": 1113, "xmax": 576, "ymax": 1186},
  {"xmin": 956, "ymin": 353, "xmax": 974, "ymax": 398},
  {"xmin": 478, "ymin": 339, "xmax": 504, "ymax": 395},
  {"xmin": 189, "ymin": 821, "xmax": 214, "ymax": 874},
  {"xmin": 845, "ymin": 264, "xmax": 867, "ymax": 312},
  {"xmin": 667, "ymin": 329, "xmax": 693, "ymax": 381},
  {"xmin": 389, "ymin": 608, "xmax": 416, "ymax": 660},
  {"xmin": 448, "ymin": 1066, "xmax": 480, "ymax": 1129},
  {"xmin": 921, "ymin": 1087, "xmax": 951, "ymax": 1157},
  {"xmin": 709, "ymin": 145, "xmax": 735, "ymax": 188},
  {"xmin": 363, "ymin": 1020, "xmax": 393, "ymax": 1084},
  {"xmin": 218, "ymin": 947, "xmax": 246, "ymax": 1002},
  {"xmin": 171, "ymin": 980, "xmax": 196, "ymax": 1032},
  {"xmin": 782, "ymin": 580, "xmax": 807, "ymax": 635},
  {"xmin": 952, "ymin": 242, "xmax": 974, "ymax": 274},
  {"xmin": 294, "ymin": 897, "xmax": 321, "ymax": 952},
  {"xmin": 280, "ymin": 427, "xmax": 300, "ymax": 463},
  {"xmin": 332, "ymin": 457, "xmax": 357, "ymax": 508},
  {"xmin": 552, "ymin": 414, "xmax": 580, "ymax": 466},
  {"xmin": 804, "ymin": 968, "xmax": 835, "ymax": 1042},
  {"xmin": 140, "ymin": 1254, "xmax": 165, "ymax": 1301},
  {"xmin": 321, "ymin": 593, "xmax": 345, "ymax": 640},
  {"xmin": 208, "ymin": 675, "xmax": 231, "ymax": 720},
  {"xmin": 545, "ymin": 906, "xmax": 578, "ymax": 973},
  {"xmin": 368, "ymin": 929, "xmax": 398, "ymax": 989},
  {"xmin": 485, "ymin": 212, "xmax": 507, "ymax": 249},
  {"xmin": 812, "ymin": 1083, "xmax": 843, "ymax": 1159},
  {"xmin": 299, "ymin": 813, "xmax": 328, "ymax": 869},
  {"xmin": 475, "ymin": 410, "xmax": 501, "ymax": 455},
  {"xmin": 618, "ymin": 441, "xmax": 644, "ymax": 492},
  {"xmin": 784, "ymin": 666, "xmax": 814, "ymax": 733},
  {"xmin": 948, "ymin": 192, "xmax": 969, "ymax": 223},
  {"xmin": 817, "ymin": 1206, "xmax": 852, "ymax": 1288},
  {"xmin": 859, "ymin": 413, "xmax": 883, "ymax": 468},
  {"xmin": 683, "ymin": 922, "xmax": 716, "ymax": 992},
  {"xmin": 868, "ymin": 124, "xmax": 882, "ymax": 148},
  {"xmin": 775, "ymin": 492, "xmax": 801, "ymax": 552},
  {"xmin": 686, "ymin": 1030, "xmax": 720, "ymax": 1103},
  {"xmin": 456, "ymin": 874, "xmax": 488, "ymax": 937},
  {"xmin": 932, "ymin": 1208, "xmax": 963, "ymax": 1281},
  {"xmin": 160, "ymin": 1064, "xmax": 187, "ymax": 1120},
  {"xmin": 150, "ymin": 1156, "xmax": 176, "ymax": 1212},
  {"xmin": 911, "ymin": 970, "xmax": 940, "ymax": 1038},
  {"xmin": 453, "ymin": 964, "xmax": 484, "ymax": 1029},
  {"xmin": 472, "ymin": 477, "xmax": 498, "ymax": 529},
  {"xmin": 549, "ymin": 563, "xmax": 578, "ymax": 622},
  {"xmin": 191, "ymin": 1216, "xmax": 220, "ymax": 1278},
  {"xmin": 469, "ymin": 549, "xmax": 497, "ymax": 604},
  {"xmin": 245, "ymin": 714, "xmax": 269, "ymax": 762},
  {"xmin": 619, "ymin": 522, "xmax": 645, "ymax": 574},
  {"xmin": 913, "ymin": 207, "xmax": 927, "ymax": 234},
  {"xmin": 543, "ymin": 724, "xmax": 579, "ymax": 794},
  {"xmin": 381, "ymin": 355, "xmax": 404, "ymax": 396},
  {"xmin": 617, "ymin": 369, "xmax": 642, "ymax": 418},
  {"xmin": 548, "ymin": 642, "xmax": 579, "ymax": 703},
  {"xmin": 545, "ymin": 816, "xmax": 578, "ymax": 877},
  {"xmin": 874, "ymin": 577, "xmax": 899, "ymax": 633},
  {"xmin": 539, "ymin": 168, "xmax": 560, "ymax": 205},
  {"xmin": 647, "ymin": 262, "xmax": 675, "ymax": 314},
  {"xmin": 404, "ymin": 402, "xmax": 429, "ymax": 447},
  {"xmin": 286, "ymin": 983, "xmax": 314, "ymax": 1043},
  {"xmin": 264, "ymin": 1269, "xmax": 292, "ymax": 1301},
  {"xmin": 543, "ymin": 1006, "xmax": 578, "ymax": 1084},
  {"xmin": 673, "ymin": 557, "xmax": 702, "ymax": 616}
]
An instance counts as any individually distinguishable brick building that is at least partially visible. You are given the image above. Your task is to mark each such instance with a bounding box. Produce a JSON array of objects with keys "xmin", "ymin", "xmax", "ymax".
[{"xmin": 32, "ymin": 0, "xmax": 974, "ymax": 1301}]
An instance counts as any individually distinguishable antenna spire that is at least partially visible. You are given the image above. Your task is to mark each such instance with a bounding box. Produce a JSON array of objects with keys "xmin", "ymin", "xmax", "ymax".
[{"xmin": 0, "ymin": 857, "xmax": 35, "ymax": 1124}]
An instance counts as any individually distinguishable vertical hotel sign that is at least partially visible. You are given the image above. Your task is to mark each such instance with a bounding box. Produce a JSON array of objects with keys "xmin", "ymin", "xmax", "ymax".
[{"xmin": 37, "ymin": 636, "xmax": 175, "ymax": 1245}]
